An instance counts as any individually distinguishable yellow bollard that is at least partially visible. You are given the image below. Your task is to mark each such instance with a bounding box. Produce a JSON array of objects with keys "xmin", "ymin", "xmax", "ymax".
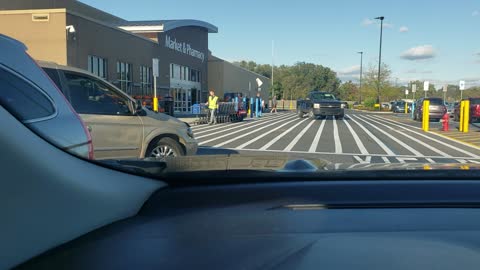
[
  {"xmin": 463, "ymin": 100, "xmax": 470, "ymax": 133},
  {"xmin": 153, "ymin": 97, "xmax": 159, "ymax": 112},
  {"xmin": 405, "ymin": 102, "xmax": 408, "ymax": 114},
  {"xmin": 459, "ymin": 101, "xmax": 465, "ymax": 132},
  {"xmin": 422, "ymin": 100, "xmax": 430, "ymax": 132},
  {"xmin": 289, "ymin": 101, "xmax": 293, "ymax": 110}
]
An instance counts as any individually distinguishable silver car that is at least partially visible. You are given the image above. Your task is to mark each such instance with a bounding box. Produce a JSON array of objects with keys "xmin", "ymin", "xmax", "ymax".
[
  {"xmin": 0, "ymin": 34, "xmax": 93, "ymax": 159},
  {"xmin": 39, "ymin": 61, "xmax": 198, "ymax": 160}
]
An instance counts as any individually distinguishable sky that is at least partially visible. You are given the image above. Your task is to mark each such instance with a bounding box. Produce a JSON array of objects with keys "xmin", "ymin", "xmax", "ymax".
[{"xmin": 80, "ymin": 0, "xmax": 480, "ymax": 87}]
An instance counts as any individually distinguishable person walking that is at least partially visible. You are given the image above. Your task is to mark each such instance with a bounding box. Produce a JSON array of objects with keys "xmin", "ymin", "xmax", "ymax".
[
  {"xmin": 270, "ymin": 96, "xmax": 277, "ymax": 113},
  {"xmin": 205, "ymin": 89, "xmax": 218, "ymax": 125}
]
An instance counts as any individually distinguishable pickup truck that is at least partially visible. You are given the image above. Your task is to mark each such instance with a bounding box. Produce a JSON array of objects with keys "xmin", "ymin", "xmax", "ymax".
[
  {"xmin": 296, "ymin": 91, "xmax": 345, "ymax": 119},
  {"xmin": 453, "ymin": 98, "xmax": 480, "ymax": 123}
]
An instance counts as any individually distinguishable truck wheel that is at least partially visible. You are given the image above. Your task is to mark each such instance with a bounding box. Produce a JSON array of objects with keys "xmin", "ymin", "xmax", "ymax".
[{"xmin": 337, "ymin": 115, "xmax": 344, "ymax": 120}]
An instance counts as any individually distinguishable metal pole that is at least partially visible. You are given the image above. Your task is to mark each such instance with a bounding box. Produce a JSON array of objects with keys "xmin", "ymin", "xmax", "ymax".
[
  {"xmin": 272, "ymin": 40, "xmax": 274, "ymax": 100},
  {"xmin": 375, "ymin": 16, "xmax": 385, "ymax": 107},
  {"xmin": 358, "ymin": 52, "xmax": 363, "ymax": 104}
]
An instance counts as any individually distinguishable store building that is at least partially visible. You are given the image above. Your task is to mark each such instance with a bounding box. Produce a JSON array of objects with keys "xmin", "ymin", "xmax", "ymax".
[{"xmin": 0, "ymin": 0, "xmax": 217, "ymax": 114}]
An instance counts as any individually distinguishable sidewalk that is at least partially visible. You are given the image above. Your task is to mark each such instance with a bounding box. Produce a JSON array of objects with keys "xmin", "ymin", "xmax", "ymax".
[{"xmin": 432, "ymin": 128, "xmax": 480, "ymax": 149}]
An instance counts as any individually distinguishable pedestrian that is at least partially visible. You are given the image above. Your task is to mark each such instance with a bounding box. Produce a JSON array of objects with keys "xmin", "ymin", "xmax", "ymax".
[
  {"xmin": 270, "ymin": 96, "xmax": 278, "ymax": 113},
  {"xmin": 205, "ymin": 89, "xmax": 218, "ymax": 125},
  {"xmin": 255, "ymin": 92, "xmax": 262, "ymax": 117}
]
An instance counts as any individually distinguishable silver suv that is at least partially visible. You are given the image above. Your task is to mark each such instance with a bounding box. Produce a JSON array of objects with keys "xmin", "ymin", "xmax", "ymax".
[
  {"xmin": 39, "ymin": 61, "xmax": 198, "ymax": 160},
  {"xmin": 0, "ymin": 34, "xmax": 93, "ymax": 159}
]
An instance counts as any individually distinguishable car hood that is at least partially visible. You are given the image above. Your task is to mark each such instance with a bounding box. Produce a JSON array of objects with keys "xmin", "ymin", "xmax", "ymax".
[
  {"xmin": 143, "ymin": 108, "xmax": 186, "ymax": 127},
  {"xmin": 161, "ymin": 155, "xmax": 480, "ymax": 173}
]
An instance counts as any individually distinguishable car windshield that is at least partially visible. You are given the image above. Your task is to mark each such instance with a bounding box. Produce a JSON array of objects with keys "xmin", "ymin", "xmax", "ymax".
[
  {"xmin": 311, "ymin": 92, "xmax": 336, "ymax": 100},
  {"xmin": 2, "ymin": 0, "xmax": 480, "ymax": 179}
]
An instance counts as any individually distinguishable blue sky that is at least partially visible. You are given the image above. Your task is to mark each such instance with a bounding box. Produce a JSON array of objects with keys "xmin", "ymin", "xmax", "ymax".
[{"xmin": 81, "ymin": 0, "xmax": 480, "ymax": 87}]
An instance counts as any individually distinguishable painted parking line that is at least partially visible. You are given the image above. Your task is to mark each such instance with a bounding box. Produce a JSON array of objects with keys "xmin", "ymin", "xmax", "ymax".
[
  {"xmin": 259, "ymin": 118, "xmax": 309, "ymax": 150},
  {"xmin": 308, "ymin": 120, "xmax": 326, "ymax": 153},
  {"xmin": 212, "ymin": 116, "xmax": 300, "ymax": 148},
  {"xmin": 368, "ymin": 114, "xmax": 480, "ymax": 158},
  {"xmin": 361, "ymin": 114, "xmax": 452, "ymax": 158},
  {"xmin": 332, "ymin": 116, "xmax": 343, "ymax": 154},
  {"xmin": 283, "ymin": 119, "xmax": 316, "ymax": 152},
  {"xmin": 199, "ymin": 114, "xmax": 297, "ymax": 146},
  {"xmin": 346, "ymin": 115, "xmax": 395, "ymax": 156},
  {"xmin": 236, "ymin": 117, "xmax": 307, "ymax": 150},
  {"xmin": 343, "ymin": 118, "xmax": 369, "ymax": 155}
]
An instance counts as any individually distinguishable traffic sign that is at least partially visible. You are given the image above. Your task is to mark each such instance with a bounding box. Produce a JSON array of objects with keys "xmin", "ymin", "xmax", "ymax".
[
  {"xmin": 424, "ymin": 81, "xmax": 430, "ymax": 91},
  {"xmin": 152, "ymin": 58, "xmax": 159, "ymax": 77},
  {"xmin": 405, "ymin": 89, "xmax": 409, "ymax": 95},
  {"xmin": 443, "ymin": 84, "xmax": 448, "ymax": 93},
  {"xmin": 412, "ymin": 84, "xmax": 417, "ymax": 93},
  {"xmin": 460, "ymin": 80, "xmax": 466, "ymax": 91}
]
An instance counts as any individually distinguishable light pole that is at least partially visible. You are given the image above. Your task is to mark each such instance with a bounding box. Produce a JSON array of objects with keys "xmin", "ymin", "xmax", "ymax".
[
  {"xmin": 375, "ymin": 16, "xmax": 385, "ymax": 108},
  {"xmin": 357, "ymin": 51, "xmax": 363, "ymax": 104}
]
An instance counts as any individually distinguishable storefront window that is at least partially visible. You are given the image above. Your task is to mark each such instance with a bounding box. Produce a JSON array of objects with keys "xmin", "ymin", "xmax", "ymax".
[
  {"xmin": 140, "ymin": 66, "xmax": 152, "ymax": 96},
  {"xmin": 87, "ymin": 55, "xmax": 107, "ymax": 79},
  {"xmin": 116, "ymin": 61, "xmax": 133, "ymax": 95}
]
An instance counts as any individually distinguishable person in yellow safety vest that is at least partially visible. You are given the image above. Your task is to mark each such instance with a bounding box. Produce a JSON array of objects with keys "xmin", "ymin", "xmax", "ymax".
[{"xmin": 205, "ymin": 89, "xmax": 219, "ymax": 125}]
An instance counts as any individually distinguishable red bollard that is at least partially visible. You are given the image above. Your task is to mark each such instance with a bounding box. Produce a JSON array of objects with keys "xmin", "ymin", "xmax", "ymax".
[{"xmin": 441, "ymin": 113, "xmax": 449, "ymax": 131}]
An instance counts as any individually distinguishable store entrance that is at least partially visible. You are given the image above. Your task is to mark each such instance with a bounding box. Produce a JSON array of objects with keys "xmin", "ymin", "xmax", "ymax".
[{"xmin": 172, "ymin": 88, "xmax": 201, "ymax": 114}]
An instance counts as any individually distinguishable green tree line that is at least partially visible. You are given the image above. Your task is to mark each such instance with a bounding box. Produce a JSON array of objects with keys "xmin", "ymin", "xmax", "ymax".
[{"xmin": 234, "ymin": 60, "xmax": 478, "ymax": 104}]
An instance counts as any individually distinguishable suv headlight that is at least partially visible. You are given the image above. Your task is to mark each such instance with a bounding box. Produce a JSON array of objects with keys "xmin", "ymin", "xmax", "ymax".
[{"xmin": 314, "ymin": 103, "xmax": 320, "ymax": 109}]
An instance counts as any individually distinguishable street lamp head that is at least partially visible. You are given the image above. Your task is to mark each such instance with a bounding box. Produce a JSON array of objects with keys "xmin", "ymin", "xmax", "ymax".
[
  {"xmin": 375, "ymin": 16, "xmax": 385, "ymax": 20},
  {"xmin": 357, "ymin": 51, "xmax": 363, "ymax": 54}
]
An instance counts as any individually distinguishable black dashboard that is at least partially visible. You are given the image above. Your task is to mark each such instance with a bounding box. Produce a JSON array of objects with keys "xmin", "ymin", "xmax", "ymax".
[{"xmin": 17, "ymin": 179, "xmax": 480, "ymax": 270}]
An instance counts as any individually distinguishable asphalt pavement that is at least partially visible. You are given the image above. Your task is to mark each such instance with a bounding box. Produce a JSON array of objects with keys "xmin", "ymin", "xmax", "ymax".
[{"xmin": 192, "ymin": 110, "xmax": 480, "ymax": 165}]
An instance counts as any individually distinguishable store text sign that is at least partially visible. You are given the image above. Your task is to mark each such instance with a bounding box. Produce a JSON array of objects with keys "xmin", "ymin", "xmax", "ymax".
[{"xmin": 165, "ymin": 35, "xmax": 205, "ymax": 62}]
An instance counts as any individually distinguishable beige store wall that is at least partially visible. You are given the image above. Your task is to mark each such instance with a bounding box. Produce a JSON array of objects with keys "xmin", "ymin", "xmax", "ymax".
[{"xmin": 0, "ymin": 9, "xmax": 67, "ymax": 65}]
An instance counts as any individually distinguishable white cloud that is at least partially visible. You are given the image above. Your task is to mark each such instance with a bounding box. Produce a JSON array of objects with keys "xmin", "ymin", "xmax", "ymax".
[
  {"xmin": 399, "ymin": 26, "xmax": 409, "ymax": 33},
  {"xmin": 362, "ymin": 18, "xmax": 374, "ymax": 26},
  {"xmin": 383, "ymin": 23, "xmax": 394, "ymax": 29},
  {"xmin": 473, "ymin": 10, "xmax": 479, "ymax": 16},
  {"xmin": 337, "ymin": 65, "xmax": 361, "ymax": 76},
  {"xmin": 401, "ymin": 45, "xmax": 436, "ymax": 61}
]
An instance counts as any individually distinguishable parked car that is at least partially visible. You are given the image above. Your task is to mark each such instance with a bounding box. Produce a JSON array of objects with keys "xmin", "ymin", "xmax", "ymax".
[
  {"xmin": 0, "ymin": 34, "xmax": 93, "ymax": 159},
  {"xmin": 413, "ymin": 97, "xmax": 447, "ymax": 122},
  {"xmin": 453, "ymin": 98, "xmax": 480, "ymax": 122},
  {"xmin": 39, "ymin": 61, "xmax": 198, "ymax": 161},
  {"xmin": 447, "ymin": 103, "xmax": 455, "ymax": 118},
  {"xmin": 297, "ymin": 91, "xmax": 344, "ymax": 119}
]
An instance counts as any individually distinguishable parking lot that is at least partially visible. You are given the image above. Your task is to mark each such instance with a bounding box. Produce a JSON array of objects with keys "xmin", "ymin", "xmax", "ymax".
[{"xmin": 194, "ymin": 110, "xmax": 480, "ymax": 165}]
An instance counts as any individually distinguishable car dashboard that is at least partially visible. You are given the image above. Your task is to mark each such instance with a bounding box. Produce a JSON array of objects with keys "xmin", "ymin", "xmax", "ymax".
[{"xmin": 17, "ymin": 179, "xmax": 480, "ymax": 270}]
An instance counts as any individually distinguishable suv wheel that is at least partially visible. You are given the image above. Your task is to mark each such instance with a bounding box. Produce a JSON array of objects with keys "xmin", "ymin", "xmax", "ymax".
[
  {"xmin": 148, "ymin": 137, "xmax": 184, "ymax": 161},
  {"xmin": 297, "ymin": 108, "xmax": 304, "ymax": 118}
]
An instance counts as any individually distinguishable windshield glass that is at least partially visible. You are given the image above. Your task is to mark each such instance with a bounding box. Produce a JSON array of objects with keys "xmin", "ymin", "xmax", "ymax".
[
  {"xmin": 311, "ymin": 92, "xmax": 336, "ymax": 100},
  {"xmin": 2, "ymin": 1, "xmax": 480, "ymax": 178}
]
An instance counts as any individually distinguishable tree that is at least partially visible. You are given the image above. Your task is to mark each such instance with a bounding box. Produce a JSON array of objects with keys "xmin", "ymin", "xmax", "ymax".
[{"xmin": 338, "ymin": 81, "xmax": 359, "ymax": 101}]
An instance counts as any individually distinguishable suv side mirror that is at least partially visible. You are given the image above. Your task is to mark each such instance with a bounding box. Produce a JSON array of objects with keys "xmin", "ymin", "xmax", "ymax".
[{"xmin": 134, "ymin": 99, "xmax": 146, "ymax": 116}]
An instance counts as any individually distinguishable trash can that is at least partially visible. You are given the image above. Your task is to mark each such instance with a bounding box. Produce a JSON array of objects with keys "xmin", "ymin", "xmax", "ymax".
[{"xmin": 164, "ymin": 96, "xmax": 174, "ymax": 116}]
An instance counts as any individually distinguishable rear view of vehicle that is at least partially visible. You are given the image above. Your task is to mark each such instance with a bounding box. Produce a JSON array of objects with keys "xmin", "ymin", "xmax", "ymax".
[
  {"xmin": 0, "ymin": 34, "xmax": 93, "ymax": 159},
  {"xmin": 453, "ymin": 98, "xmax": 480, "ymax": 123},
  {"xmin": 414, "ymin": 98, "xmax": 447, "ymax": 122}
]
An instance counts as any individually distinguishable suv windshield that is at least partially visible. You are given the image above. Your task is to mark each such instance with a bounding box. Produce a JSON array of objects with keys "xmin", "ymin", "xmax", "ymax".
[
  {"xmin": 311, "ymin": 92, "xmax": 336, "ymax": 100},
  {"xmin": 2, "ymin": 1, "xmax": 480, "ymax": 177}
]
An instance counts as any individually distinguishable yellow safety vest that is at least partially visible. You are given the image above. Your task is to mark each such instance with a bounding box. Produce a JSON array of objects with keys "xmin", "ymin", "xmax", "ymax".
[{"xmin": 208, "ymin": 96, "xmax": 219, "ymax": 110}]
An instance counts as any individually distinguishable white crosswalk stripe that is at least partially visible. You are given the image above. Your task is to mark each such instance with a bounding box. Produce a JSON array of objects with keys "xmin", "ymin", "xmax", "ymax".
[
  {"xmin": 351, "ymin": 114, "xmax": 423, "ymax": 157},
  {"xmin": 332, "ymin": 116, "xmax": 343, "ymax": 154},
  {"xmin": 346, "ymin": 114, "xmax": 396, "ymax": 156},
  {"xmin": 368, "ymin": 114, "xmax": 480, "ymax": 158},
  {"xmin": 343, "ymin": 117, "xmax": 369, "ymax": 155},
  {"xmin": 308, "ymin": 120, "xmax": 326, "ymax": 153},
  {"xmin": 283, "ymin": 120, "xmax": 316, "ymax": 151},
  {"xmin": 195, "ymin": 114, "xmax": 292, "ymax": 138},
  {"xmin": 211, "ymin": 115, "xmax": 298, "ymax": 147},
  {"xmin": 194, "ymin": 111, "xmax": 480, "ymax": 164},
  {"xmin": 360, "ymin": 114, "xmax": 452, "ymax": 158},
  {"xmin": 199, "ymin": 114, "xmax": 297, "ymax": 146},
  {"xmin": 236, "ymin": 117, "xmax": 305, "ymax": 149},
  {"xmin": 259, "ymin": 118, "xmax": 309, "ymax": 150}
]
